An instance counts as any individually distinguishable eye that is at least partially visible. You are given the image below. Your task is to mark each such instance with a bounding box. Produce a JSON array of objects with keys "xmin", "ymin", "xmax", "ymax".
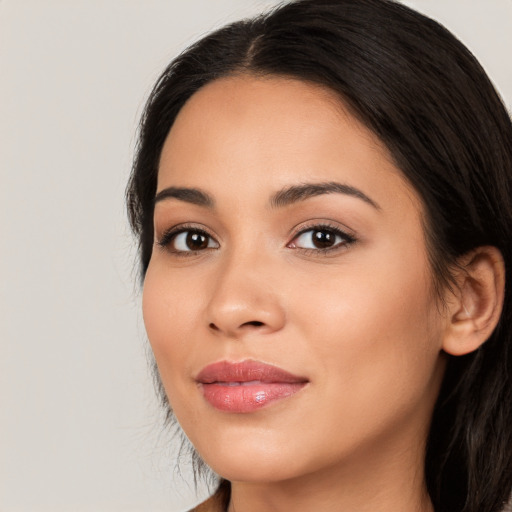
[
  {"xmin": 158, "ymin": 227, "xmax": 219, "ymax": 254},
  {"xmin": 288, "ymin": 225, "xmax": 354, "ymax": 251}
]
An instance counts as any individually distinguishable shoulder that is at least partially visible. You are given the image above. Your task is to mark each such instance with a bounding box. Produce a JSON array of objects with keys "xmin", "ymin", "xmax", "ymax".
[
  {"xmin": 188, "ymin": 493, "xmax": 225, "ymax": 512},
  {"xmin": 188, "ymin": 480, "xmax": 230, "ymax": 512}
]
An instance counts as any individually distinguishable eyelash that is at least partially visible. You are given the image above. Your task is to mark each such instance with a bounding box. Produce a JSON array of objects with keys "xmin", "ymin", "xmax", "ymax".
[
  {"xmin": 288, "ymin": 222, "xmax": 356, "ymax": 255},
  {"xmin": 156, "ymin": 222, "xmax": 356, "ymax": 257},
  {"xmin": 157, "ymin": 223, "xmax": 218, "ymax": 257}
]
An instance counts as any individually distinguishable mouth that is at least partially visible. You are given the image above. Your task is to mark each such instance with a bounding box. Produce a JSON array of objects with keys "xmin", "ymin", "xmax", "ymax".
[{"xmin": 196, "ymin": 360, "xmax": 309, "ymax": 413}]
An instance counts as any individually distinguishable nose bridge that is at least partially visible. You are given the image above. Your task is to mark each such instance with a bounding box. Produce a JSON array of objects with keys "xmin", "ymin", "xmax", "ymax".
[{"xmin": 206, "ymin": 243, "xmax": 285, "ymax": 337}]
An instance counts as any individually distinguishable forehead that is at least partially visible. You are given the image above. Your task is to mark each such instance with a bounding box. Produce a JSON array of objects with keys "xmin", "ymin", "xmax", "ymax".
[{"xmin": 157, "ymin": 74, "xmax": 420, "ymax": 215}]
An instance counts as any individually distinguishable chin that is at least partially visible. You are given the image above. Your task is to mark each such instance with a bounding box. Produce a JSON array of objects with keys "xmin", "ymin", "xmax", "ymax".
[
  {"xmin": 206, "ymin": 455, "xmax": 307, "ymax": 484},
  {"xmin": 187, "ymin": 425, "xmax": 311, "ymax": 484}
]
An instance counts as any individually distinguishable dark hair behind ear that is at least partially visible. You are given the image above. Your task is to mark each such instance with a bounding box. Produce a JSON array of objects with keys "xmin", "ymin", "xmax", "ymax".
[{"xmin": 127, "ymin": 1, "xmax": 512, "ymax": 510}]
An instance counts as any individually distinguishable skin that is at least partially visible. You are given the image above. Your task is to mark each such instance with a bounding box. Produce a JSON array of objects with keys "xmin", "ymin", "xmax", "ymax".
[{"xmin": 143, "ymin": 75, "xmax": 474, "ymax": 512}]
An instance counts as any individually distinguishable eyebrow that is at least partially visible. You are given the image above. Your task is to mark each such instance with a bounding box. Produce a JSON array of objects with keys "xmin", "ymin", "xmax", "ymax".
[
  {"xmin": 153, "ymin": 181, "xmax": 380, "ymax": 211},
  {"xmin": 270, "ymin": 181, "xmax": 380, "ymax": 210},
  {"xmin": 154, "ymin": 187, "xmax": 215, "ymax": 208}
]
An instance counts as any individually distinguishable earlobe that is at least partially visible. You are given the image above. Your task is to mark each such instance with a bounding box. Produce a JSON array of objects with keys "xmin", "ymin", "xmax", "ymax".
[{"xmin": 442, "ymin": 246, "xmax": 505, "ymax": 356}]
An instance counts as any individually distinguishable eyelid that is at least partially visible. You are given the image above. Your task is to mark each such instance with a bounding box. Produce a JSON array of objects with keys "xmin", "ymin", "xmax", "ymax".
[
  {"xmin": 287, "ymin": 221, "xmax": 357, "ymax": 253},
  {"xmin": 155, "ymin": 220, "xmax": 356, "ymax": 256},
  {"xmin": 156, "ymin": 223, "xmax": 220, "ymax": 253}
]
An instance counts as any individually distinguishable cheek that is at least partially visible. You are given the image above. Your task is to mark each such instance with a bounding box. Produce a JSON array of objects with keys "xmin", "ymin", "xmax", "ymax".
[
  {"xmin": 142, "ymin": 263, "xmax": 201, "ymax": 387},
  {"xmin": 289, "ymin": 242, "xmax": 444, "ymax": 417}
]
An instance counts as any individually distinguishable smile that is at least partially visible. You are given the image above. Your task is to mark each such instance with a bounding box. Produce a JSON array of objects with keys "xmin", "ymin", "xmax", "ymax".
[{"xmin": 196, "ymin": 360, "xmax": 308, "ymax": 413}]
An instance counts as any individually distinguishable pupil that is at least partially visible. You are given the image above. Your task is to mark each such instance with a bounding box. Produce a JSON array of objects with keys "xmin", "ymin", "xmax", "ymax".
[
  {"xmin": 186, "ymin": 232, "xmax": 208, "ymax": 250},
  {"xmin": 313, "ymin": 230, "xmax": 335, "ymax": 248}
]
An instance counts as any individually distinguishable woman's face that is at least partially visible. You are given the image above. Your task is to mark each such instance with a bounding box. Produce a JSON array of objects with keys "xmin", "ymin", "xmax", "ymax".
[{"xmin": 143, "ymin": 76, "xmax": 448, "ymax": 483}]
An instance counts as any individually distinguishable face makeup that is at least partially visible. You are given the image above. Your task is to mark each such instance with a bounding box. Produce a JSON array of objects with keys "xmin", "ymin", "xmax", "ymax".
[
  {"xmin": 143, "ymin": 75, "xmax": 447, "ymax": 487},
  {"xmin": 196, "ymin": 360, "xmax": 308, "ymax": 413}
]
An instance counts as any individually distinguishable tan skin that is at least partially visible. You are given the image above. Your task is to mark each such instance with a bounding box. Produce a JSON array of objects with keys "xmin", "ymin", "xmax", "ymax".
[{"xmin": 143, "ymin": 75, "xmax": 505, "ymax": 512}]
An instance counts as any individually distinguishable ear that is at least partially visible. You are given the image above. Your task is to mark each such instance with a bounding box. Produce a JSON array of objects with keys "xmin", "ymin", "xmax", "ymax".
[{"xmin": 442, "ymin": 246, "xmax": 505, "ymax": 356}]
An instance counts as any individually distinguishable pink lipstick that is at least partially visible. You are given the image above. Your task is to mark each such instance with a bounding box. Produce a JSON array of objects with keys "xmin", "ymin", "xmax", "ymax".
[{"xmin": 196, "ymin": 360, "xmax": 308, "ymax": 413}]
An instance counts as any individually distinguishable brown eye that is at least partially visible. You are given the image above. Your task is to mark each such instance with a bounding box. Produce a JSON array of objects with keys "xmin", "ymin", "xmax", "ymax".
[
  {"xmin": 186, "ymin": 232, "xmax": 209, "ymax": 250},
  {"xmin": 311, "ymin": 230, "xmax": 337, "ymax": 249},
  {"xmin": 166, "ymin": 229, "xmax": 219, "ymax": 253},
  {"xmin": 289, "ymin": 226, "xmax": 354, "ymax": 252}
]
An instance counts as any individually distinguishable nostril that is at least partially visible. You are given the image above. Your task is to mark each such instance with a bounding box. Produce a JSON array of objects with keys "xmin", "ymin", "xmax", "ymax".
[
  {"xmin": 208, "ymin": 320, "xmax": 266, "ymax": 333},
  {"xmin": 244, "ymin": 321, "xmax": 264, "ymax": 327}
]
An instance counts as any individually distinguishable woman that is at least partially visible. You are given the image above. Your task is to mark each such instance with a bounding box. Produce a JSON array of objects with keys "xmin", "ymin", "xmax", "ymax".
[{"xmin": 126, "ymin": 1, "xmax": 512, "ymax": 511}]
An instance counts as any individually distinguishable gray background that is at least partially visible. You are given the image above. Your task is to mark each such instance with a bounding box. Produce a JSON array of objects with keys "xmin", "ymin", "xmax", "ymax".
[{"xmin": 1, "ymin": 1, "xmax": 511, "ymax": 511}]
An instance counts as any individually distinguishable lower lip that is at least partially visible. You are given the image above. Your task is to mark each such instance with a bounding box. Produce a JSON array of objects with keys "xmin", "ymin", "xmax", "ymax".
[{"xmin": 200, "ymin": 381, "xmax": 306, "ymax": 413}]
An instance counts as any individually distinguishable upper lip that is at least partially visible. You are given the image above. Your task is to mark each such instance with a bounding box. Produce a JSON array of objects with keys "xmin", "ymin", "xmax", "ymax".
[{"xmin": 196, "ymin": 360, "xmax": 308, "ymax": 384}]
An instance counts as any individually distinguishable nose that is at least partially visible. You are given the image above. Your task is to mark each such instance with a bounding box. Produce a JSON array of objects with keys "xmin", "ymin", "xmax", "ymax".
[{"xmin": 205, "ymin": 253, "xmax": 286, "ymax": 339}]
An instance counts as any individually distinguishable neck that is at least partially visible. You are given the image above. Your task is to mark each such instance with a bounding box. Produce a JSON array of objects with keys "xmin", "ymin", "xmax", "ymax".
[
  {"xmin": 227, "ymin": 425, "xmax": 434, "ymax": 512},
  {"xmin": 228, "ymin": 467, "xmax": 433, "ymax": 512}
]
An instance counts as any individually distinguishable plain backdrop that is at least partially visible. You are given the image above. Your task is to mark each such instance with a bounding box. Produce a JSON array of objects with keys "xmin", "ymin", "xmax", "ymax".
[{"xmin": 1, "ymin": 1, "xmax": 511, "ymax": 511}]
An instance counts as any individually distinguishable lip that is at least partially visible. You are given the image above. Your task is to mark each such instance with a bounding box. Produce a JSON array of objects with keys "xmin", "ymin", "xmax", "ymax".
[{"xmin": 196, "ymin": 360, "xmax": 308, "ymax": 413}]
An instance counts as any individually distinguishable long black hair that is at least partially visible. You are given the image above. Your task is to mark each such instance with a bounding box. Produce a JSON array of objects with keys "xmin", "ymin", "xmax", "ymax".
[{"xmin": 126, "ymin": 1, "xmax": 512, "ymax": 511}]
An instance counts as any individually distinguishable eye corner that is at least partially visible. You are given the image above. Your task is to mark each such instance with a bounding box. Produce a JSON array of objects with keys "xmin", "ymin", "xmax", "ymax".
[
  {"xmin": 287, "ymin": 222, "xmax": 357, "ymax": 254},
  {"xmin": 156, "ymin": 224, "xmax": 220, "ymax": 256}
]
